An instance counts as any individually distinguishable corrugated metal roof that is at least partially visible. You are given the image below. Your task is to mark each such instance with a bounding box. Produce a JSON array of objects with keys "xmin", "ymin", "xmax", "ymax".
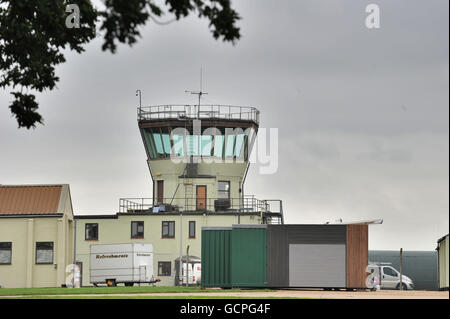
[{"xmin": 0, "ymin": 185, "xmax": 62, "ymax": 215}]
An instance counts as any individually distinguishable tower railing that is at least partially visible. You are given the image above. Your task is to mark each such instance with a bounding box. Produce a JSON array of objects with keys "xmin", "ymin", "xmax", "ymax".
[
  {"xmin": 137, "ymin": 105, "xmax": 260, "ymax": 124},
  {"xmin": 119, "ymin": 196, "xmax": 282, "ymax": 216}
]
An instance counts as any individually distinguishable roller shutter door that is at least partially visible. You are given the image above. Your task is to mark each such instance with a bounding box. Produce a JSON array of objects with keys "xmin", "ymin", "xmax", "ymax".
[{"xmin": 289, "ymin": 244, "xmax": 346, "ymax": 288}]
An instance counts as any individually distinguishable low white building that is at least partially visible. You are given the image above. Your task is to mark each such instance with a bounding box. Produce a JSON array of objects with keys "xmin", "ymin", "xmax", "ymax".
[{"xmin": 0, "ymin": 184, "xmax": 74, "ymax": 288}]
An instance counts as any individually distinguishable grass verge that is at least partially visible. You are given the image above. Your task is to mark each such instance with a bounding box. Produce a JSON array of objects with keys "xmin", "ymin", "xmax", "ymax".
[
  {"xmin": 0, "ymin": 295, "xmax": 300, "ymax": 300},
  {"xmin": 0, "ymin": 286, "xmax": 271, "ymax": 297}
]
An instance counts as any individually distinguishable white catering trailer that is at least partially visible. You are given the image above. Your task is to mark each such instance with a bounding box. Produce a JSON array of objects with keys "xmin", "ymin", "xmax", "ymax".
[{"xmin": 90, "ymin": 243, "xmax": 159, "ymax": 286}]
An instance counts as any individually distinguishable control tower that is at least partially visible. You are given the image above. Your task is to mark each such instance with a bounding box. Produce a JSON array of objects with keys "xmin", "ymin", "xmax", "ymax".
[{"xmin": 120, "ymin": 104, "xmax": 283, "ymax": 224}]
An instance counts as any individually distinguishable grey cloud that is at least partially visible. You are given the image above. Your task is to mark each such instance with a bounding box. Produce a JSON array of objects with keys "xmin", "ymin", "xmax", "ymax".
[{"xmin": 0, "ymin": 0, "xmax": 448, "ymax": 250}]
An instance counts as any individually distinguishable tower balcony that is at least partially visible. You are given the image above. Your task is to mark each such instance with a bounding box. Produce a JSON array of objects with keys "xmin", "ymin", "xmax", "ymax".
[
  {"xmin": 137, "ymin": 104, "xmax": 260, "ymax": 125},
  {"xmin": 118, "ymin": 196, "xmax": 284, "ymax": 224}
]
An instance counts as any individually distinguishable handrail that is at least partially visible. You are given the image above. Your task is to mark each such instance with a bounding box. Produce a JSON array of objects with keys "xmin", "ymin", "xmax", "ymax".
[
  {"xmin": 118, "ymin": 196, "xmax": 281, "ymax": 215},
  {"xmin": 137, "ymin": 105, "xmax": 260, "ymax": 124}
]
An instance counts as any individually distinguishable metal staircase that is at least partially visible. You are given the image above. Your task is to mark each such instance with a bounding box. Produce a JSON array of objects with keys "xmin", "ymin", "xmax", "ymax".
[
  {"xmin": 263, "ymin": 200, "xmax": 284, "ymax": 225},
  {"xmin": 184, "ymin": 182, "xmax": 194, "ymax": 211}
]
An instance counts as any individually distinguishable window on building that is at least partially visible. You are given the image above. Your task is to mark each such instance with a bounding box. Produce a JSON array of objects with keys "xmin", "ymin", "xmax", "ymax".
[
  {"xmin": 225, "ymin": 134, "xmax": 236, "ymax": 158},
  {"xmin": 234, "ymin": 134, "xmax": 245, "ymax": 158},
  {"xmin": 35, "ymin": 242, "xmax": 53, "ymax": 264},
  {"xmin": 0, "ymin": 242, "xmax": 12, "ymax": 264},
  {"xmin": 200, "ymin": 135, "xmax": 212, "ymax": 156},
  {"xmin": 172, "ymin": 134, "xmax": 185, "ymax": 156},
  {"xmin": 186, "ymin": 135, "xmax": 200, "ymax": 156},
  {"xmin": 213, "ymin": 135, "xmax": 224, "ymax": 157},
  {"xmin": 158, "ymin": 261, "xmax": 171, "ymax": 276},
  {"xmin": 218, "ymin": 181, "xmax": 230, "ymax": 199},
  {"xmin": 189, "ymin": 221, "xmax": 196, "ymax": 238},
  {"xmin": 85, "ymin": 223, "xmax": 98, "ymax": 240},
  {"xmin": 153, "ymin": 132, "xmax": 165, "ymax": 156},
  {"xmin": 131, "ymin": 221, "xmax": 144, "ymax": 238},
  {"xmin": 162, "ymin": 221, "xmax": 175, "ymax": 238}
]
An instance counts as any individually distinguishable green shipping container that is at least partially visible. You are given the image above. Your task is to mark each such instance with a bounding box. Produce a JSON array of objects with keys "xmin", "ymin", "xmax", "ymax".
[
  {"xmin": 202, "ymin": 224, "xmax": 369, "ymax": 288},
  {"xmin": 231, "ymin": 225, "xmax": 267, "ymax": 287},
  {"xmin": 201, "ymin": 227, "xmax": 232, "ymax": 287}
]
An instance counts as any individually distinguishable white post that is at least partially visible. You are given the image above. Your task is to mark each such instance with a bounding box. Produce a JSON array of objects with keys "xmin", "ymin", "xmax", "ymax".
[{"xmin": 179, "ymin": 212, "xmax": 183, "ymax": 286}]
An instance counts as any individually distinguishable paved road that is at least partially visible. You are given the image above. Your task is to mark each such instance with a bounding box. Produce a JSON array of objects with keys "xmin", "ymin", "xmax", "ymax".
[{"xmin": 3, "ymin": 290, "xmax": 449, "ymax": 299}]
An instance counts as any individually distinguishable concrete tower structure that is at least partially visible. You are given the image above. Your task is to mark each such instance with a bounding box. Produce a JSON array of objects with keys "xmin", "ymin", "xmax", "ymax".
[
  {"xmin": 121, "ymin": 104, "xmax": 283, "ymax": 224},
  {"xmin": 75, "ymin": 103, "xmax": 283, "ymax": 286}
]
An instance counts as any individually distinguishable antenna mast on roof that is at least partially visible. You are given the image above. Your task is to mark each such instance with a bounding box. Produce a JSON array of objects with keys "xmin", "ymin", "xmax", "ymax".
[
  {"xmin": 136, "ymin": 89, "xmax": 142, "ymax": 115},
  {"xmin": 185, "ymin": 67, "xmax": 208, "ymax": 118}
]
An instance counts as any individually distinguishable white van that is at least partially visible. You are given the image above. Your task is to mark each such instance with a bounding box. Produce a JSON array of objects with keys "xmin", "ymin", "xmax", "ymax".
[
  {"xmin": 90, "ymin": 243, "xmax": 159, "ymax": 286},
  {"xmin": 367, "ymin": 263, "xmax": 414, "ymax": 290},
  {"xmin": 181, "ymin": 262, "xmax": 202, "ymax": 285}
]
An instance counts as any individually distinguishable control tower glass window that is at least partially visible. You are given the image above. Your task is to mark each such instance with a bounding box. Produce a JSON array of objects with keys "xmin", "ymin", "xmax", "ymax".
[
  {"xmin": 234, "ymin": 134, "xmax": 245, "ymax": 158},
  {"xmin": 213, "ymin": 135, "xmax": 224, "ymax": 157},
  {"xmin": 172, "ymin": 134, "xmax": 184, "ymax": 156},
  {"xmin": 201, "ymin": 135, "xmax": 212, "ymax": 156},
  {"xmin": 142, "ymin": 129, "xmax": 157, "ymax": 159},
  {"xmin": 161, "ymin": 133, "xmax": 171, "ymax": 154},
  {"xmin": 153, "ymin": 132, "xmax": 164, "ymax": 156},
  {"xmin": 141, "ymin": 126, "xmax": 256, "ymax": 161},
  {"xmin": 186, "ymin": 135, "xmax": 200, "ymax": 156},
  {"xmin": 225, "ymin": 134, "xmax": 236, "ymax": 158}
]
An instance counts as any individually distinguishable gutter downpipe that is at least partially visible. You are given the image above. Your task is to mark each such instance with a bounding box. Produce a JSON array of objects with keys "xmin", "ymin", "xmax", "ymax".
[
  {"xmin": 400, "ymin": 248, "xmax": 403, "ymax": 290},
  {"xmin": 179, "ymin": 211, "xmax": 183, "ymax": 286},
  {"xmin": 241, "ymin": 159, "xmax": 251, "ymax": 225},
  {"xmin": 73, "ymin": 218, "xmax": 77, "ymax": 288}
]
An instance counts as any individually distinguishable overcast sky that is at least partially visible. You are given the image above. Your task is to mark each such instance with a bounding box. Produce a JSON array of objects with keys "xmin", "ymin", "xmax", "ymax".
[{"xmin": 0, "ymin": 0, "xmax": 448, "ymax": 250}]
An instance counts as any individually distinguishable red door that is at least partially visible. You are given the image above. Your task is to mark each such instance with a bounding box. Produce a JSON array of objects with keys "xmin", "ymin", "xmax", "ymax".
[{"xmin": 196, "ymin": 186, "xmax": 207, "ymax": 210}]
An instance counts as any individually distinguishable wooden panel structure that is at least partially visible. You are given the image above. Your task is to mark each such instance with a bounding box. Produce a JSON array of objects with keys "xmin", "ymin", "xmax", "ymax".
[{"xmin": 346, "ymin": 224, "xmax": 369, "ymax": 288}]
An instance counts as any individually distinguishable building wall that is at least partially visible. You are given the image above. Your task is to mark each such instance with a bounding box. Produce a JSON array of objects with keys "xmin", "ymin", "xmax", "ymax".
[
  {"xmin": 0, "ymin": 215, "xmax": 73, "ymax": 288},
  {"xmin": 148, "ymin": 160, "xmax": 248, "ymax": 210},
  {"xmin": 75, "ymin": 213, "xmax": 262, "ymax": 286},
  {"xmin": 438, "ymin": 235, "xmax": 449, "ymax": 290}
]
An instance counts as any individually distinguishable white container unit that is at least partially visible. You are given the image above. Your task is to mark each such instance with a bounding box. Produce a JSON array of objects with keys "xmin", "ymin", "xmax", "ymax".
[{"xmin": 90, "ymin": 243, "xmax": 157, "ymax": 286}]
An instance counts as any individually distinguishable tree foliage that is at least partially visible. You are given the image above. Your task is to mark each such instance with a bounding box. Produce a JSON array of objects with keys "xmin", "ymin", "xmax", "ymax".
[{"xmin": 0, "ymin": 0, "xmax": 241, "ymax": 128}]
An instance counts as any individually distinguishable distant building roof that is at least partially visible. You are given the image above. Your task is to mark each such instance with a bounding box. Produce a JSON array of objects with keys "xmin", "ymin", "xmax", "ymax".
[
  {"xmin": 325, "ymin": 218, "xmax": 383, "ymax": 225},
  {"xmin": 0, "ymin": 185, "xmax": 65, "ymax": 216}
]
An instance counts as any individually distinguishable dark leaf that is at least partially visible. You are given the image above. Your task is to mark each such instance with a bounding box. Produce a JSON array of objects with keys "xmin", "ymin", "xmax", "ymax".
[{"xmin": 9, "ymin": 92, "xmax": 43, "ymax": 129}]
